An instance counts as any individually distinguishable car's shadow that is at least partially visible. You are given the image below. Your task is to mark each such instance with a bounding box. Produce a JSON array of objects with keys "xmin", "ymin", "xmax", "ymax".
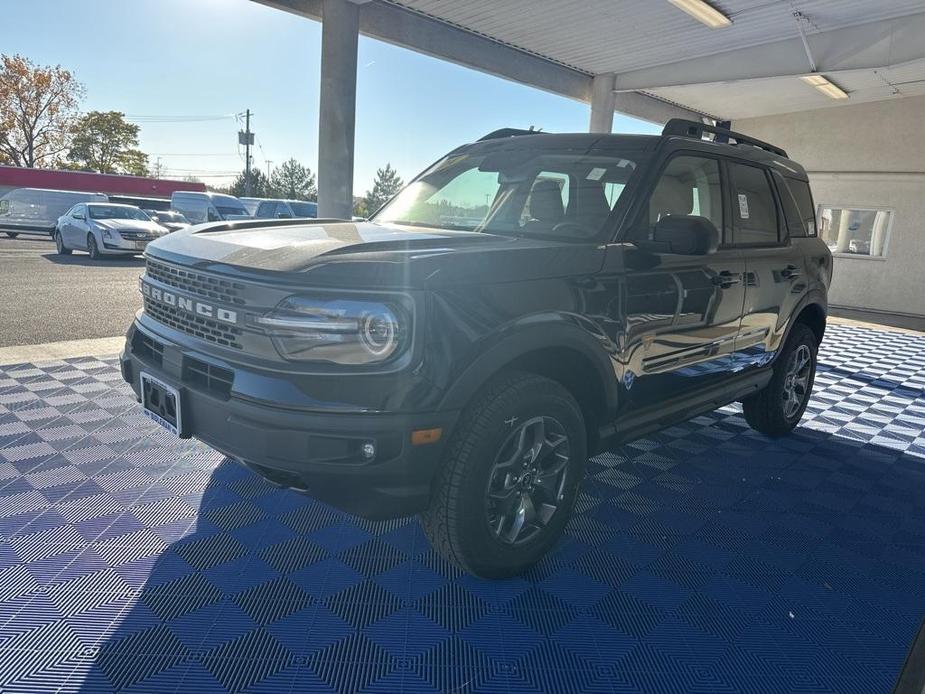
[{"xmin": 43, "ymin": 252, "xmax": 146, "ymax": 268}]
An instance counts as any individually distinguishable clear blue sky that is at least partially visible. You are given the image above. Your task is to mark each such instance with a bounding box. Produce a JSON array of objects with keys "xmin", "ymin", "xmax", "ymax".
[{"xmin": 1, "ymin": 0, "xmax": 660, "ymax": 192}]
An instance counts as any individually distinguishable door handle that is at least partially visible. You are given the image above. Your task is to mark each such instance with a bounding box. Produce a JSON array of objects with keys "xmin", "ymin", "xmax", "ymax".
[
  {"xmin": 713, "ymin": 271, "xmax": 741, "ymax": 288},
  {"xmin": 781, "ymin": 264, "xmax": 801, "ymax": 279}
]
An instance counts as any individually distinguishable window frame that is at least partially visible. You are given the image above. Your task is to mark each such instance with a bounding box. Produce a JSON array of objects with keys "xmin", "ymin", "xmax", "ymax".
[
  {"xmin": 635, "ymin": 150, "xmax": 729, "ymax": 246},
  {"xmin": 815, "ymin": 203, "xmax": 894, "ymax": 261},
  {"xmin": 725, "ymin": 159, "xmax": 786, "ymax": 249}
]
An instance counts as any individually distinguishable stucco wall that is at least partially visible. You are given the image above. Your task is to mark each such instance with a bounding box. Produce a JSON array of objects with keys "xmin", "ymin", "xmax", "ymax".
[{"xmin": 736, "ymin": 95, "xmax": 925, "ymax": 318}]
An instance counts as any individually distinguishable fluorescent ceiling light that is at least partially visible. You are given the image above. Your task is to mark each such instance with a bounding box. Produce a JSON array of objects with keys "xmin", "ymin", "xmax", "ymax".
[
  {"xmin": 800, "ymin": 74, "xmax": 849, "ymax": 99},
  {"xmin": 668, "ymin": 0, "xmax": 732, "ymax": 28}
]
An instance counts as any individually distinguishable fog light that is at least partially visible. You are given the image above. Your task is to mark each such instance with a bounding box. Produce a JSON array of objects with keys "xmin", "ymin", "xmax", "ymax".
[{"xmin": 361, "ymin": 442, "xmax": 376, "ymax": 460}]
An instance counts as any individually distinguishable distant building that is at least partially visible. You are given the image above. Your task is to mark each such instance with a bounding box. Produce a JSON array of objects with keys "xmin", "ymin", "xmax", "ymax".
[{"xmin": 0, "ymin": 166, "xmax": 205, "ymax": 198}]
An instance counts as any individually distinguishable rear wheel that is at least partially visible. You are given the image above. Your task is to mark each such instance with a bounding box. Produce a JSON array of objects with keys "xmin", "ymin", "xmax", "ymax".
[
  {"xmin": 4, "ymin": 232, "xmax": 18, "ymax": 239},
  {"xmin": 742, "ymin": 323, "xmax": 817, "ymax": 436},
  {"xmin": 87, "ymin": 234, "xmax": 102, "ymax": 260},
  {"xmin": 421, "ymin": 372, "xmax": 587, "ymax": 578},
  {"xmin": 55, "ymin": 229, "xmax": 71, "ymax": 255}
]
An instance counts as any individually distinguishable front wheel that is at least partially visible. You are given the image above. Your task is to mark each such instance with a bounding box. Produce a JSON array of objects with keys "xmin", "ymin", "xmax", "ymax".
[
  {"xmin": 742, "ymin": 323, "xmax": 817, "ymax": 436},
  {"xmin": 421, "ymin": 372, "xmax": 587, "ymax": 578},
  {"xmin": 55, "ymin": 229, "xmax": 71, "ymax": 255},
  {"xmin": 87, "ymin": 233, "xmax": 102, "ymax": 260}
]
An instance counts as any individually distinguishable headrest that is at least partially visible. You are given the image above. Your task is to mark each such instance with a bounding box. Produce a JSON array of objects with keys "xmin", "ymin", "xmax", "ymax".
[{"xmin": 529, "ymin": 180, "xmax": 565, "ymax": 223}]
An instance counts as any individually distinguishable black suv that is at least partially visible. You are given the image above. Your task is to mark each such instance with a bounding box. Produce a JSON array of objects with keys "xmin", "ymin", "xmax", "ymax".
[{"xmin": 121, "ymin": 120, "xmax": 832, "ymax": 578}]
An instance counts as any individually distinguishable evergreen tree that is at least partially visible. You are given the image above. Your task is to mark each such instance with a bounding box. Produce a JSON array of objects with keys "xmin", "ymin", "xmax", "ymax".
[
  {"xmin": 270, "ymin": 158, "xmax": 316, "ymax": 200},
  {"xmin": 363, "ymin": 163, "xmax": 403, "ymax": 214}
]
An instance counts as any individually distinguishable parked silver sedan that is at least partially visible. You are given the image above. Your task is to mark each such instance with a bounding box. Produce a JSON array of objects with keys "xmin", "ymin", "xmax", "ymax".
[{"xmin": 54, "ymin": 203, "xmax": 168, "ymax": 260}]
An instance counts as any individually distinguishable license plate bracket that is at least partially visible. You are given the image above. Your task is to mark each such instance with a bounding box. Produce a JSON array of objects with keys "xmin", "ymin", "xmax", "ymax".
[{"xmin": 140, "ymin": 372, "xmax": 185, "ymax": 437}]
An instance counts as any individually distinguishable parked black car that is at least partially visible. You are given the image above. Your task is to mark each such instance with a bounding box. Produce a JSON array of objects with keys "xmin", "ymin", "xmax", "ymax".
[{"xmin": 121, "ymin": 120, "xmax": 832, "ymax": 577}]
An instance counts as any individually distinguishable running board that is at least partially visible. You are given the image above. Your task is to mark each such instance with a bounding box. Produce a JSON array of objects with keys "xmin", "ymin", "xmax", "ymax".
[{"xmin": 598, "ymin": 369, "xmax": 772, "ymax": 448}]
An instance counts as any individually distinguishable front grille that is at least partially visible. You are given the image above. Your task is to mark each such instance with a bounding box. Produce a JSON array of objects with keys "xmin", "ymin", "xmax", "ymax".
[
  {"xmin": 146, "ymin": 258, "xmax": 246, "ymax": 306},
  {"xmin": 132, "ymin": 330, "xmax": 164, "ymax": 366},
  {"xmin": 183, "ymin": 357, "xmax": 234, "ymax": 399},
  {"xmin": 119, "ymin": 231, "xmax": 154, "ymax": 240},
  {"xmin": 144, "ymin": 297, "xmax": 243, "ymax": 349}
]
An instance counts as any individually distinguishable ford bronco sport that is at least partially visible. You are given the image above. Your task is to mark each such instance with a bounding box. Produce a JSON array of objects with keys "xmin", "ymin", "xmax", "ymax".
[{"xmin": 121, "ymin": 120, "xmax": 832, "ymax": 578}]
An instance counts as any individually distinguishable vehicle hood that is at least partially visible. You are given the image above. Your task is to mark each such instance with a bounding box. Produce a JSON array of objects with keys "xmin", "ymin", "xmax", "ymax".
[
  {"xmin": 146, "ymin": 220, "xmax": 605, "ymax": 288},
  {"xmin": 96, "ymin": 219, "xmax": 166, "ymax": 233}
]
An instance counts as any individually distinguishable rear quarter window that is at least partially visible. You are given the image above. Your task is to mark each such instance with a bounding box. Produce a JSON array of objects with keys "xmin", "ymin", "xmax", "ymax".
[{"xmin": 785, "ymin": 178, "xmax": 817, "ymax": 236}]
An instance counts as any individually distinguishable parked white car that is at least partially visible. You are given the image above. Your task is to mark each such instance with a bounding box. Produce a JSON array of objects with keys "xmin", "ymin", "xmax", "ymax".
[{"xmin": 54, "ymin": 203, "xmax": 168, "ymax": 260}]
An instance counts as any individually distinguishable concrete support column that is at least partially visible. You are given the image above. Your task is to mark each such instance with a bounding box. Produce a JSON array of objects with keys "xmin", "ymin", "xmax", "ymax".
[
  {"xmin": 870, "ymin": 210, "xmax": 889, "ymax": 256},
  {"xmin": 588, "ymin": 73, "xmax": 616, "ymax": 133},
  {"xmin": 318, "ymin": 0, "xmax": 359, "ymax": 220},
  {"xmin": 835, "ymin": 210, "xmax": 852, "ymax": 253}
]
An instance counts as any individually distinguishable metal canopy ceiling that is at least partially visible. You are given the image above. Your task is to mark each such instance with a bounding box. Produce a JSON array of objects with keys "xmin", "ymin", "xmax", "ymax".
[{"xmin": 384, "ymin": 0, "xmax": 925, "ymax": 120}]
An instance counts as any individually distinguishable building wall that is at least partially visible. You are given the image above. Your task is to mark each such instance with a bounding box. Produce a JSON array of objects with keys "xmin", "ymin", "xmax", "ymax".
[{"xmin": 736, "ymin": 95, "xmax": 925, "ymax": 319}]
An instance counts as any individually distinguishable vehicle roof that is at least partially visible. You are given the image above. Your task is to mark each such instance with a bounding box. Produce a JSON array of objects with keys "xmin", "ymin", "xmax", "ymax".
[
  {"xmin": 461, "ymin": 131, "xmax": 808, "ymax": 179},
  {"xmin": 5, "ymin": 188, "xmax": 107, "ymax": 196},
  {"xmin": 172, "ymin": 191, "xmax": 243, "ymax": 202}
]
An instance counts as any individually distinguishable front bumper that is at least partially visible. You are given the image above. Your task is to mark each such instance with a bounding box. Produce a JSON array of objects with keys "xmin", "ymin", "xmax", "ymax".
[
  {"xmin": 101, "ymin": 234, "xmax": 153, "ymax": 254},
  {"xmin": 121, "ymin": 320, "xmax": 455, "ymax": 519}
]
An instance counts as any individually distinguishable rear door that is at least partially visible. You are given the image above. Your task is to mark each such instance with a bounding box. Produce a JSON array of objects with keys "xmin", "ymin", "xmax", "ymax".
[
  {"xmin": 727, "ymin": 161, "xmax": 806, "ymax": 368},
  {"xmin": 618, "ymin": 152, "xmax": 747, "ymax": 408}
]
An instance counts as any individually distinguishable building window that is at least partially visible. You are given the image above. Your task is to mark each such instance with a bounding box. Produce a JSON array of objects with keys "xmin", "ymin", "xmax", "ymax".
[{"xmin": 818, "ymin": 206, "xmax": 892, "ymax": 257}]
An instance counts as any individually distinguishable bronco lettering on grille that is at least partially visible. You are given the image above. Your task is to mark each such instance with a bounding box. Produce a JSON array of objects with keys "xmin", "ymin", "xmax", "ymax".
[{"xmin": 141, "ymin": 279, "xmax": 238, "ymax": 325}]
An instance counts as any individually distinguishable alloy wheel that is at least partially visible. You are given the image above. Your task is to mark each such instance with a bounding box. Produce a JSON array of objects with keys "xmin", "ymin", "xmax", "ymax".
[
  {"xmin": 782, "ymin": 343, "xmax": 812, "ymax": 419},
  {"xmin": 485, "ymin": 416, "xmax": 571, "ymax": 545}
]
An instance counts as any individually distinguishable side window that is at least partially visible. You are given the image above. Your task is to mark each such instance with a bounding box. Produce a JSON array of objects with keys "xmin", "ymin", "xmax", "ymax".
[
  {"xmin": 277, "ymin": 204, "xmax": 292, "ymax": 219},
  {"xmin": 785, "ymin": 178, "xmax": 817, "ymax": 236},
  {"xmin": 207, "ymin": 206, "xmax": 221, "ymax": 222},
  {"xmin": 648, "ymin": 155, "xmax": 723, "ymax": 231},
  {"xmin": 255, "ymin": 202, "xmax": 271, "ymax": 217},
  {"xmin": 729, "ymin": 163, "xmax": 779, "ymax": 245}
]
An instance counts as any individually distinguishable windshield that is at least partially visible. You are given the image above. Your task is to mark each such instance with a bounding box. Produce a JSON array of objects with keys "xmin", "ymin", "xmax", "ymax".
[
  {"xmin": 88, "ymin": 205, "xmax": 150, "ymax": 221},
  {"xmin": 155, "ymin": 211, "xmax": 187, "ymax": 223},
  {"xmin": 289, "ymin": 201, "xmax": 317, "ymax": 217},
  {"xmin": 216, "ymin": 205, "xmax": 247, "ymax": 217},
  {"xmin": 374, "ymin": 149, "xmax": 638, "ymax": 240}
]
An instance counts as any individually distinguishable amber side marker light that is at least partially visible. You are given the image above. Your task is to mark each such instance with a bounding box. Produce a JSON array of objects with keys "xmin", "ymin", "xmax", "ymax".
[{"xmin": 411, "ymin": 428, "xmax": 443, "ymax": 445}]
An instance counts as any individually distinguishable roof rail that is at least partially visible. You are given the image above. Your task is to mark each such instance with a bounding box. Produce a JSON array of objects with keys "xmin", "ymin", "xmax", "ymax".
[
  {"xmin": 477, "ymin": 127, "xmax": 545, "ymax": 142},
  {"xmin": 662, "ymin": 119, "xmax": 788, "ymax": 158}
]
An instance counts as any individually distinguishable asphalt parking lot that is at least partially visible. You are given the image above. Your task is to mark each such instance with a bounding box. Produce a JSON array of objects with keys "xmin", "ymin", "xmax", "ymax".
[{"xmin": 0, "ymin": 235, "xmax": 144, "ymax": 347}]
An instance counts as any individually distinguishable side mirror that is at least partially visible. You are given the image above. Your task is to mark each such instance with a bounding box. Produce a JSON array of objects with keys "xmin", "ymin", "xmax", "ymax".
[{"xmin": 633, "ymin": 215, "xmax": 719, "ymax": 255}]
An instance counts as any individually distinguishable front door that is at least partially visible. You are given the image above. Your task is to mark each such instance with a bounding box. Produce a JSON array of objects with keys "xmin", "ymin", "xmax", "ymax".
[{"xmin": 614, "ymin": 153, "xmax": 747, "ymax": 410}]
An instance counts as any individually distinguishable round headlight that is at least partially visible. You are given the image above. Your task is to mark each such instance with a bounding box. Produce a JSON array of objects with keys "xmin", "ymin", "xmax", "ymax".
[{"xmin": 360, "ymin": 309, "xmax": 399, "ymax": 358}]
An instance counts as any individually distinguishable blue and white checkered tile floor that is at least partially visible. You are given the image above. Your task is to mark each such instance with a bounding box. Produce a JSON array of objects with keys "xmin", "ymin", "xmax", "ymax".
[{"xmin": 1, "ymin": 323, "xmax": 924, "ymax": 693}]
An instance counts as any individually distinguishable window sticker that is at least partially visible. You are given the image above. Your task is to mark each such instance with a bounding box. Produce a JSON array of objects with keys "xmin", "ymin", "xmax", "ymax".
[
  {"xmin": 586, "ymin": 167, "xmax": 606, "ymax": 181},
  {"xmin": 738, "ymin": 193, "xmax": 750, "ymax": 219}
]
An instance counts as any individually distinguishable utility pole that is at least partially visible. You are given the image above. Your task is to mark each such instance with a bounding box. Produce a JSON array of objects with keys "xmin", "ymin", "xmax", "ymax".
[
  {"xmin": 244, "ymin": 109, "xmax": 252, "ymax": 196},
  {"xmin": 238, "ymin": 110, "xmax": 255, "ymax": 196},
  {"xmin": 266, "ymin": 160, "xmax": 273, "ymax": 181}
]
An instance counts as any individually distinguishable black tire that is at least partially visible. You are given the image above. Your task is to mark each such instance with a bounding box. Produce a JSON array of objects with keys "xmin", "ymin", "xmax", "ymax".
[
  {"xmin": 87, "ymin": 234, "xmax": 101, "ymax": 260},
  {"xmin": 421, "ymin": 372, "xmax": 587, "ymax": 578},
  {"xmin": 54, "ymin": 229, "xmax": 71, "ymax": 255},
  {"xmin": 742, "ymin": 323, "xmax": 817, "ymax": 436},
  {"xmin": 4, "ymin": 231, "xmax": 18, "ymax": 239}
]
